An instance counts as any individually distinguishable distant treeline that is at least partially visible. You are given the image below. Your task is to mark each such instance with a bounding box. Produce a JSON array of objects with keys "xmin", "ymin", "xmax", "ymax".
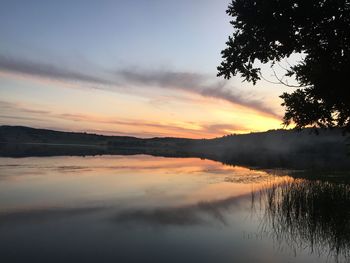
[{"xmin": 0, "ymin": 125, "xmax": 349, "ymax": 170}]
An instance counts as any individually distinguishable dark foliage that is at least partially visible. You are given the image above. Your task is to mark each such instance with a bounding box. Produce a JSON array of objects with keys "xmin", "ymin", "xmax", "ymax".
[{"xmin": 218, "ymin": 0, "xmax": 350, "ymax": 130}]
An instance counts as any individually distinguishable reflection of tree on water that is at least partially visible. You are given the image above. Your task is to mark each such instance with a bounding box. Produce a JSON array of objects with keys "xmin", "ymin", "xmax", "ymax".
[{"xmin": 254, "ymin": 179, "xmax": 350, "ymax": 262}]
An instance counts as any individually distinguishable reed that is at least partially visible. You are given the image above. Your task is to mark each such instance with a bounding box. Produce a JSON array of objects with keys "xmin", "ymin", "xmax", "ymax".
[{"xmin": 255, "ymin": 178, "xmax": 350, "ymax": 261}]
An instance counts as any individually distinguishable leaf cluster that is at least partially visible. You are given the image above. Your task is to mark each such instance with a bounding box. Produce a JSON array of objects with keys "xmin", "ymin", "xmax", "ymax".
[{"xmin": 218, "ymin": 0, "xmax": 350, "ymax": 130}]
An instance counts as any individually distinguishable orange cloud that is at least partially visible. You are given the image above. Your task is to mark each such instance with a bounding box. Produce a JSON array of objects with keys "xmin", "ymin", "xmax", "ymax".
[{"xmin": 0, "ymin": 100, "xmax": 251, "ymax": 138}]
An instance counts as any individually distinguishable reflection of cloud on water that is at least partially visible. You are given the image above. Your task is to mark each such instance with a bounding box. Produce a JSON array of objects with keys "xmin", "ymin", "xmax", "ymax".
[
  {"xmin": 115, "ymin": 206, "xmax": 203, "ymax": 226},
  {"xmin": 0, "ymin": 193, "xmax": 252, "ymax": 227},
  {"xmin": 113, "ymin": 193, "xmax": 251, "ymax": 227},
  {"xmin": 0, "ymin": 206, "xmax": 108, "ymax": 226}
]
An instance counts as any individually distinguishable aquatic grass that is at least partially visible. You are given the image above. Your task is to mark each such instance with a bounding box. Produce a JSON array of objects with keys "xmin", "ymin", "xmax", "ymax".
[{"xmin": 255, "ymin": 179, "xmax": 350, "ymax": 261}]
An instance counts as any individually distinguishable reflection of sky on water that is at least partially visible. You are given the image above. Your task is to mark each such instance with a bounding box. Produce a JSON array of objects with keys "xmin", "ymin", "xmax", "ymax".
[
  {"xmin": 0, "ymin": 155, "xmax": 285, "ymax": 211},
  {"xmin": 0, "ymin": 155, "xmax": 346, "ymax": 263}
]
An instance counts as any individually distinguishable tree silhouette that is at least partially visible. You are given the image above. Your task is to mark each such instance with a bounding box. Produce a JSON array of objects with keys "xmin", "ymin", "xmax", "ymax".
[{"xmin": 218, "ymin": 0, "xmax": 350, "ymax": 131}]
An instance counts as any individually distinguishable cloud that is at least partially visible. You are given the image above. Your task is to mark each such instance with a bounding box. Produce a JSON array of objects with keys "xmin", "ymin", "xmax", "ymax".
[
  {"xmin": 0, "ymin": 114, "xmax": 46, "ymax": 122},
  {"xmin": 56, "ymin": 113, "xmax": 247, "ymax": 138},
  {"xmin": 202, "ymin": 123, "xmax": 248, "ymax": 134},
  {"xmin": 0, "ymin": 54, "xmax": 113, "ymax": 85},
  {"xmin": 0, "ymin": 100, "xmax": 51, "ymax": 115},
  {"xmin": 0, "ymin": 101, "xmax": 247, "ymax": 138},
  {"xmin": 0, "ymin": 101, "xmax": 52, "ymax": 123},
  {"xmin": 116, "ymin": 70, "xmax": 281, "ymax": 118},
  {"xmin": 0, "ymin": 54, "xmax": 280, "ymax": 118}
]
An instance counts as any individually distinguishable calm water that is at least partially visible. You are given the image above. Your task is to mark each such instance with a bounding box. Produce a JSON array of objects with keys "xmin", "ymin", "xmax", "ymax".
[{"xmin": 0, "ymin": 155, "xmax": 349, "ymax": 263}]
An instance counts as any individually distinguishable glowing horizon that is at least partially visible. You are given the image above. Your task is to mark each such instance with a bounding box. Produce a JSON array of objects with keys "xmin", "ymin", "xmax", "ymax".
[{"xmin": 0, "ymin": 0, "xmax": 293, "ymax": 138}]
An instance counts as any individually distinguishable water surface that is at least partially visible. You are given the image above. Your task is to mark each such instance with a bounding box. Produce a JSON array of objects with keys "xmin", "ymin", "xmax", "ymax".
[{"xmin": 0, "ymin": 155, "xmax": 348, "ymax": 263}]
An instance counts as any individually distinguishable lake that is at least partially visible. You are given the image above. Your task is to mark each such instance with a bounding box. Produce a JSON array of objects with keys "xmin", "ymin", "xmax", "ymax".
[{"xmin": 0, "ymin": 155, "xmax": 349, "ymax": 263}]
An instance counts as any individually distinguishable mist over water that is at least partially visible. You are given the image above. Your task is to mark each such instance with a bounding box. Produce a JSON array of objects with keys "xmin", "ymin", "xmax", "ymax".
[{"xmin": 0, "ymin": 155, "xmax": 348, "ymax": 263}]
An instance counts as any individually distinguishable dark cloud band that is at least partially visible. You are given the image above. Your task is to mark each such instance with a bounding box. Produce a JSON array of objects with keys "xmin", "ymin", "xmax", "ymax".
[{"xmin": 0, "ymin": 54, "xmax": 280, "ymax": 118}]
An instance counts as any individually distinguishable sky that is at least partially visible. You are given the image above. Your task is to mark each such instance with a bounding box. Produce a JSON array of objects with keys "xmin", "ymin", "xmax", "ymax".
[{"xmin": 0, "ymin": 0, "xmax": 296, "ymax": 138}]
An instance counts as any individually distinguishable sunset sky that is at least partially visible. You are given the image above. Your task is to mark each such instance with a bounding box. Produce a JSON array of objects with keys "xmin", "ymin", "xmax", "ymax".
[{"xmin": 0, "ymin": 0, "xmax": 296, "ymax": 138}]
